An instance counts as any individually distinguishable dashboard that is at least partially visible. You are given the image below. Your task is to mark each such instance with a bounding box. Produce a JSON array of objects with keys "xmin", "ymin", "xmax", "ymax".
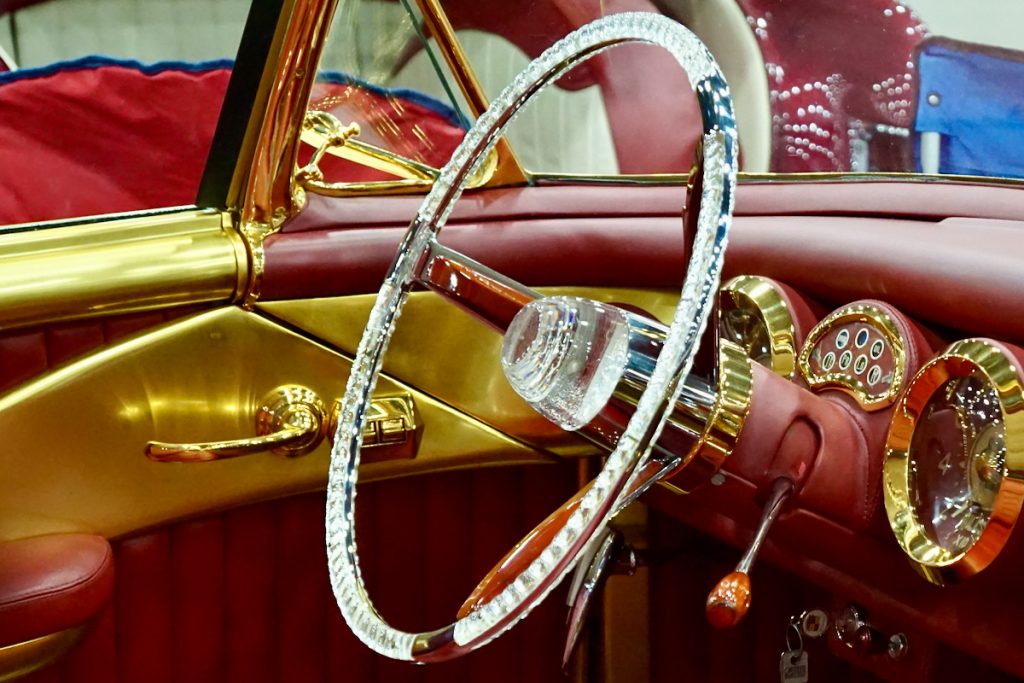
[
  {"xmin": 654, "ymin": 268, "xmax": 1024, "ymax": 680},
  {"xmin": 266, "ymin": 179, "xmax": 1024, "ymax": 680}
]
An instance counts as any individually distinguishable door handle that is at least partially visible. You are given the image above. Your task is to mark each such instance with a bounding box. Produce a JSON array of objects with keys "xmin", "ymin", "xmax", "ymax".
[
  {"xmin": 145, "ymin": 386, "xmax": 417, "ymax": 463},
  {"xmin": 146, "ymin": 385, "xmax": 327, "ymax": 462}
]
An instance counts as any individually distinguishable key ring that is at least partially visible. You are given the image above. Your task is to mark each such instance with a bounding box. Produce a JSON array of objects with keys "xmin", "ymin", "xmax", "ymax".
[{"xmin": 786, "ymin": 617, "xmax": 804, "ymax": 662}]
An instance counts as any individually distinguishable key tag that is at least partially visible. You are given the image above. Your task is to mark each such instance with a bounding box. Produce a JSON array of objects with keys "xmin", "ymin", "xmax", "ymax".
[{"xmin": 780, "ymin": 619, "xmax": 809, "ymax": 683}]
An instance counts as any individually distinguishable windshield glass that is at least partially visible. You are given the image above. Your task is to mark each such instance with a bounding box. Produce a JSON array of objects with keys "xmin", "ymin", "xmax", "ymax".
[
  {"xmin": 303, "ymin": 0, "xmax": 467, "ymax": 186},
  {"xmin": 309, "ymin": 0, "xmax": 1024, "ymax": 184}
]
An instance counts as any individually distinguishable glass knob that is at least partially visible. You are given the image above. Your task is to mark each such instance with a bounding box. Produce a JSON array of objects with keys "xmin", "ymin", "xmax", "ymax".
[{"xmin": 502, "ymin": 296, "xmax": 630, "ymax": 431}]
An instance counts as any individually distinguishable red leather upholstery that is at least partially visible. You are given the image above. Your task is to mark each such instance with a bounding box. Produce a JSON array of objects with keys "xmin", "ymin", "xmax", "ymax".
[
  {"xmin": 0, "ymin": 61, "xmax": 465, "ymax": 225},
  {"xmin": 0, "ymin": 307, "xmax": 201, "ymax": 394},
  {"xmin": 22, "ymin": 465, "xmax": 578, "ymax": 683},
  {"xmin": 734, "ymin": 0, "xmax": 925, "ymax": 171},
  {"xmin": 265, "ymin": 184, "xmax": 1024, "ymax": 344},
  {"xmin": 0, "ymin": 534, "xmax": 113, "ymax": 647},
  {"xmin": 0, "ymin": 60, "xmax": 230, "ymax": 225}
]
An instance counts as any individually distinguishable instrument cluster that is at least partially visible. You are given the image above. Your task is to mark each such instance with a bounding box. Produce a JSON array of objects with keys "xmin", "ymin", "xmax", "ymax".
[
  {"xmin": 717, "ymin": 276, "xmax": 1024, "ymax": 585},
  {"xmin": 799, "ymin": 304, "xmax": 904, "ymax": 410}
]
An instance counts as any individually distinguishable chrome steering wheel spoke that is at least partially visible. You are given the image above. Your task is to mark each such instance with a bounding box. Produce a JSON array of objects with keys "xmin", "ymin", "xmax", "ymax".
[{"xmin": 417, "ymin": 240, "xmax": 540, "ymax": 332}]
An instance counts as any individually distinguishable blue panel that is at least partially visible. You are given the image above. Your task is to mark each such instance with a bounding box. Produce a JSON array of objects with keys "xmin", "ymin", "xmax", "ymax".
[{"xmin": 915, "ymin": 39, "xmax": 1024, "ymax": 179}]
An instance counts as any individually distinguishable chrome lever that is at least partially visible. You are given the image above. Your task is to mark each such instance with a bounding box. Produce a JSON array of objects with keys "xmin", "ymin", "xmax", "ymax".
[
  {"xmin": 705, "ymin": 477, "xmax": 794, "ymax": 628},
  {"xmin": 562, "ymin": 529, "xmax": 639, "ymax": 671},
  {"xmin": 563, "ymin": 529, "xmax": 619, "ymax": 670}
]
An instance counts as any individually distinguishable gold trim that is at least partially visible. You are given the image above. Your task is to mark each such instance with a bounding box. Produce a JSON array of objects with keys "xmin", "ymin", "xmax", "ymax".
[
  {"xmin": 527, "ymin": 170, "xmax": 1024, "ymax": 188},
  {"xmin": 238, "ymin": 0, "xmax": 339, "ymax": 228},
  {"xmin": 413, "ymin": 0, "xmax": 527, "ymax": 186},
  {"xmin": 329, "ymin": 394, "xmax": 420, "ymax": 460},
  {"xmin": 0, "ymin": 626, "xmax": 83, "ymax": 682},
  {"xmin": 720, "ymin": 275, "xmax": 798, "ymax": 379},
  {"xmin": 883, "ymin": 338, "xmax": 1024, "ymax": 584},
  {"xmin": 230, "ymin": 0, "xmax": 341, "ymax": 305},
  {"xmin": 239, "ymin": 220, "xmax": 270, "ymax": 308},
  {"xmin": 300, "ymin": 111, "xmax": 437, "ymax": 182},
  {"xmin": 662, "ymin": 339, "xmax": 754, "ymax": 493},
  {"xmin": 0, "ymin": 204, "xmax": 207, "ymax": 233},
  {"xmin": 0, "ymin": 307, "xmax": 552, "ymax": 542},
  {"xmin": 798, "ymin": 303, "xmax": 906, "ymax": 410},
  {"xmin": 0, "ymin": 209, "xmax": 246, "ymax": 331},
  {"xmin": 737, "ymin": 171, "xmax": 1024, "ymax": 186}
]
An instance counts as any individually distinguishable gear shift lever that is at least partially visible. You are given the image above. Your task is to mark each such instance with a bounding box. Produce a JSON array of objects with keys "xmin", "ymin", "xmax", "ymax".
[{"xmin": 705, "ymin": 477, "xmax": 794, "ymax": 628}]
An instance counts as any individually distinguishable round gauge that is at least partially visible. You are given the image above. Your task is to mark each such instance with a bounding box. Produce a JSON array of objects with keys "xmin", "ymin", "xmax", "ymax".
[
  {"xmin": 719, "ymin": 276, "xmax": 799, "ymax": 378},
  {"xmin": 884, "ymin": 339, "xmax": 1024, "ymax": 584},
  {"xmin": 799, "ymin": 303, "xmax": 907, "ymax": 410}
]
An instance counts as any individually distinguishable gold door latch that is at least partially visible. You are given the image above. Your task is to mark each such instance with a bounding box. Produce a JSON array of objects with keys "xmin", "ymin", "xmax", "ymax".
[{"xmin": 146, "ymin": 385, "xmax": 417, "ymax": 463}]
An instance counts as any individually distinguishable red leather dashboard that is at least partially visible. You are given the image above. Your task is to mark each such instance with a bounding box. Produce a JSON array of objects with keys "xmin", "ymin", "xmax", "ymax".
[
  {"xmin": 262, "ymin": 179, "xmax": 1024, "ymax": 680},
  {"xmin": 266, "ymin": 182, "xmax": 1024, "ymax": 344}
]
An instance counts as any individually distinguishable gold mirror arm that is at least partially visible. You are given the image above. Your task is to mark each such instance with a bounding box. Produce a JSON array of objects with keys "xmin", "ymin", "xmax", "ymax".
[
  {"xmin": 301, "ymin": 178, "xmax": 435, "ymax": 197},
  {"xmin": 300, "ymin": 145, "xmax": 498, "ymax": 197},
  {"xmin": 336, "ymin": 138, "xmax": 439, "ymax": 180},
  {"xmin": 298, "ymin": 111, "xmax": 439, "ymax": 182}
]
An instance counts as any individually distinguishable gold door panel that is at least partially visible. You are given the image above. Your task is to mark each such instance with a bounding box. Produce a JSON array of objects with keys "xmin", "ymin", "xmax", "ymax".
[{"xmin": 0, "ymin": 306, "xmax": 554, "ymax": 543}]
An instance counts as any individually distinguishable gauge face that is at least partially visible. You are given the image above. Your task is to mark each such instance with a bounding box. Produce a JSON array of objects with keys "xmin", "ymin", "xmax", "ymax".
[
  {"xmin": 718, "ymin": 275, "xmax": 797, "ymax": 378},
  {"xmin": 799, "ymin": 304, "xmax": 905, "ymax": 410},
  {"xmin": 719, "ymin": 305, "xmax": 772, "ymax": 367},
  {"xmin": 907, "ymin": 370, "xmax": 1006, "ymax": 555},
  {"xmin": 884, "ymin": 338, "xmax": 1024, "ymax": 584}
]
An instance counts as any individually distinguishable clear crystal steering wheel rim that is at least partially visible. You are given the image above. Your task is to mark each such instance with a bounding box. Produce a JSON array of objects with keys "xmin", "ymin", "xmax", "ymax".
[{"xmin": 326, "ymin": 12, "xmax": 738, "ymax": 662}]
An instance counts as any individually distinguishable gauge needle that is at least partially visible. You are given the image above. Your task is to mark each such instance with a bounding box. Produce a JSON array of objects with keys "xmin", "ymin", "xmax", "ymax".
[{"xmin": 937, "ymin": 496, "xmax": 970, "ymax": 522}]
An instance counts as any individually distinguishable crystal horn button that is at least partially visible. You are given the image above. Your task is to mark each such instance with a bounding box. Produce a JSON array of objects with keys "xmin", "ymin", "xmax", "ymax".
[{"xmin": 501, "ymin": 296, "xmax": 630, "ymax": 431}]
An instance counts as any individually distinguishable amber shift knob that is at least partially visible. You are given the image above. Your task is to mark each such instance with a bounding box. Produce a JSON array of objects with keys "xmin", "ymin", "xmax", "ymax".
[
  {"xmin": 706, "ymin": 571, "xmax": 752, "ymax": 628},
  {"xmin": 705, "ymin": 478, "xmax": 793, "ymax": 628}
]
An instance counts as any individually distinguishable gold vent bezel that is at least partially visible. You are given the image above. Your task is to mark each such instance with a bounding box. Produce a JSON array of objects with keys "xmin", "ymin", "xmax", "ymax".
[{"xmin": 720, "ymin": 275, "xmax": 798, "ymax": 379}]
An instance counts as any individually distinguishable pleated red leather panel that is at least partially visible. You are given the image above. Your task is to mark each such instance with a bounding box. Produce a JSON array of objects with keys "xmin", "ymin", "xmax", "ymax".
[
  {"xmin": 22, "ymin": 465, "xmax": 577, "ymax": 683},
  {"xmin": 0, "ymin": 307, "xmax": 201, "ymax": 394}
]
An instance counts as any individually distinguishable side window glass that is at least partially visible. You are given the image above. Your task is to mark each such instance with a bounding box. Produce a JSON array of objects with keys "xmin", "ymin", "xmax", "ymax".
[
  {"xmin": 0, "ymin": 0, "xmax": 250, "ymax": 226},
  {"xmin": 302, "ymin": 0, "xmax": 467, "ymax": 187}
]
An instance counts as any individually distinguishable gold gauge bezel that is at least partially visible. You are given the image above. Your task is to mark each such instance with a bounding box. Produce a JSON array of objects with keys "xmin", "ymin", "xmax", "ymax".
[
  {"xmin": 798, "ymin": 303, "xmax": 906, "ymax": 410},
  {"xmin": 883, "ymin": 339, "xmax": 1024, "ymax": 584},
  {"xmin": 720, "ymin": 275, "xmax": 798, "ymax": 379}
]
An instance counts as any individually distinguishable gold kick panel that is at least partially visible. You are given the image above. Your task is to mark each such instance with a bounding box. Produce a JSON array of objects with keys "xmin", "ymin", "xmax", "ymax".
[{"xmin": 0, "ymin": 286, "xmax": 682, "ymax": 543}]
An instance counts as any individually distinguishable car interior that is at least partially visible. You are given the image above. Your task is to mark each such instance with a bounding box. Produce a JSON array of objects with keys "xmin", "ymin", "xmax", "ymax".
[{"xmin": 0, "ymin": 1, "xmax": 1023, "ymax": 682}]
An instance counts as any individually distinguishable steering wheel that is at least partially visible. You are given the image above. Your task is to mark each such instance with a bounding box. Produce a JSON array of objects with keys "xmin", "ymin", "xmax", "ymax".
[{"xmin": 326, "ymin": 12, "xmax": 738, "ymax": 662}]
